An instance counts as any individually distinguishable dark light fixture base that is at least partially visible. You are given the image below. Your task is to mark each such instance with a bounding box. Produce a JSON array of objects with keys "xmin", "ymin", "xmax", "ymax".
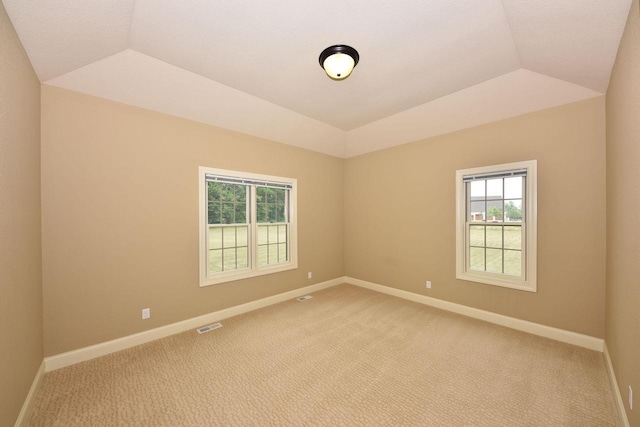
[{"xmin": 319, "ymin": 45, "xmax": 360, "ymax": 80}]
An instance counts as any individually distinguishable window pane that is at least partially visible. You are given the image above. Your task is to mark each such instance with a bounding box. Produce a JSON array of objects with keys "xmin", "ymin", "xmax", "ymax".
[
  {"xmin": 470, "ymin": 181, "xmax": 485, "ymax": 198},
  {"xmin": 220, "ymin": 184, "xmax": 236, "ymax": 202},
  {"xmin": 268, "ymin": 204, "xmax": 277, "ymax": 222},
  {"xmin": 208, "ymin": 182, "xmax": 222, "ymax": 201},
  {"xmin": 278, "ymin": 225, "xmax": 287, "ymax": 243},
  {"xmin": 258, "ymin": 225, "xmax": 268, "ymax": 245},
  {"xmin": 268, "ymin": 225, "xmax": 278, "ymax": 243},
  {"xmin": 469, "ymin": 225, "xmax": 485, "ymax": 247},
  {"xmin": 276, "ymin": 203, "xmax": 286, "ymax": 222},
  {"xmin": 236, "ymin": 185, "xmax": 247, "ymax": 202},
  {"xmin": 209, "ymin": 226, "xmax": 222, "ymax": 249},
  {"xmin": 257, "ymin": 245, "xmax": 268, "ymax": 266},
  {"xmin": 235, "ymin": 203, "xmax": 246, "ymax": 223},
  {"xmin": 257, "ymin": 204, "xmax": 268, "ymax": 223},
  {"xmin": 223, "ymin": 227, "xmax": 236, "ymax": 248},
  {"xmin": 278, "ymin": 243, "xmax": 287, "ymax": 262},
  {"xmin": 237, "ymin": 247, "xmax": 248, "ymax": 269},
  {"xmin": 486, "ymin": 179, "xmax": 503, "ymax": 200},
  {"xmin": 208, "ymin": 249, "xmax": 222, "ymax": 273},
  {"xmin": 504, "ymin": 200, "xmax": 522, "ymax": 222},
  {"xmin": 504, "ymin": 250, "xmax": 521, "ymax": 276},
  {"xmin": 487, "ymin": 201, "xmax": 503, "ymax": 222},
  {"xmin": 504, "ymin": 177, "xmax": 522, "ymax": 199},
  {"xmin": 237, "ymin": 226, "xmax": 248, "ymax": 247},
  {"xmin": 223, "ymin": 249, "xmax": 236, "ymax": 270},
  {"xmin": 256, "ymin": 187, "xmax": 265, "ymax": 203},
  {"xmin": 268, "ymin": 244, "xmax": 278, "ymax": 264},
  {"xmin": 221, "ymin": 203, "xmax": 235, "ymax": 224},
  {"xmin": 470, "ymin": 247, "xmax": 485, "ymax": 271},
  {"xmin": 266, "ymin": 188, "xmax": 276, "ymax": 203},
  {"xmin": 504, "ymin": 226, "xmax": 521, "ymax": 250},
  {"xmin": 486, "ymin": 226, "xmax": 502, "ymax": 249},
  {"xmin": 469, "ymin": 201, "xmax": 486, "ymax": 222},
  {"xmin": 486, "ymin": 248, "xmax": 502, "ymax": 273},
  {"xmin": 208, "ymin": 202, "xmax": 221, "ymax": 225},
  {"xmin": 275, "ymin": 189, "xmax": 285, "ymax": 204}
]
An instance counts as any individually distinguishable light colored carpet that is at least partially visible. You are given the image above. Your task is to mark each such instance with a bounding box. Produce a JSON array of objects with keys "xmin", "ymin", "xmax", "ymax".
[{"xmin": 28, "ymin": 284, "xmax": 617, "ymax": 426}]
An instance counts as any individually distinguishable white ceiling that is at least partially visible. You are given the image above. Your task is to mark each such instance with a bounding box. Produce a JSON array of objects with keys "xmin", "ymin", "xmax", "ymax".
[{"xmin": 3, "ymin": 0, "xmax": 631, "ymax": 157}]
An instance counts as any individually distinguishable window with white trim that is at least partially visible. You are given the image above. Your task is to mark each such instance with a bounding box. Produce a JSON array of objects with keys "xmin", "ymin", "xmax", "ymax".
[
  {"xmin": 455, "ymin": 160, "xmax": 537, "ymax": 292},
  {"xmin": 199, "ymin": 167, "xmax": 297, "ymax": 286}
]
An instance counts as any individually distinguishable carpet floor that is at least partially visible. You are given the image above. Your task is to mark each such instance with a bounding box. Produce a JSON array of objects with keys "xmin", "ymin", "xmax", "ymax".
[{"xmin": 27, "ymin": 284, "xmax": 618, "ymax": 426}]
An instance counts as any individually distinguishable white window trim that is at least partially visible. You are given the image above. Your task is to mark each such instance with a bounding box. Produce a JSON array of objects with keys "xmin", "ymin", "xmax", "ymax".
[
  {"xmin": 199, "ymin": 167, "xmax": 298, "ymax": 287},
  {"xmin": 455, "ymin": 160, "xmax": 537, "ymax": 292}
]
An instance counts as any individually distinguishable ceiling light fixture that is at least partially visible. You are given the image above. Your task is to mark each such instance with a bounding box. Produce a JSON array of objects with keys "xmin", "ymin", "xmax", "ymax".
[{"xmin": 319, "ymin": 45, "xmax": 359, "ymax": 80}]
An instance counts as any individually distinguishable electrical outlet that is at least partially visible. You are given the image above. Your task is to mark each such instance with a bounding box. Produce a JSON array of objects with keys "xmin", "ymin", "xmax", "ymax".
[
  {"xmin": 426, "ymin": 280, "xmax": 432, "ymax": 289},
  {"xmin": 630, "ymin": 385, "xmax": 633, "ymax": 410},
  {"xmin": 142, "ymin": 308, "xmax": 150, "ymax": 319},
  {"xmin": 308, "ymin": 272, "xmax": 312, "ymax": 279}
]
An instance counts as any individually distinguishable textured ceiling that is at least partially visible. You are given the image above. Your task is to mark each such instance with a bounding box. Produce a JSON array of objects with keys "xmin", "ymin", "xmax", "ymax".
[{"xmin": 2, "ymin": 0, "xmax": 631, "ymax": 157}]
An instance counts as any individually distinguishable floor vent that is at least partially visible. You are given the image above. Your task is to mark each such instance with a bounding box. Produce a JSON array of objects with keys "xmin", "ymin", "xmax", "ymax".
[
  {"xmin": 297, "ymin": 295, "xmax": 313, "ymax": 302},
  {"xmin": 197, "ymin": 323, "xmax": 223, "ymax": 334}
]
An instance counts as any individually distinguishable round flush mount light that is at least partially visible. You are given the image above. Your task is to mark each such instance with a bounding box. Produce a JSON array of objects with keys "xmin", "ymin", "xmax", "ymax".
[{"xmin": 319, "ymin": 45, "xmax": 359, "ymax": 80}]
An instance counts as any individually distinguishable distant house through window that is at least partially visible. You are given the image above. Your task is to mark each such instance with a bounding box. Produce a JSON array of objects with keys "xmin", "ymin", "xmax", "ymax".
[
  {"xmin": 199, "ymin": 167, "xmax": 297, "ymax": 286},
  {"xmin": 456, "ymin": 160, "xmax": 537, "ymax": 292}
]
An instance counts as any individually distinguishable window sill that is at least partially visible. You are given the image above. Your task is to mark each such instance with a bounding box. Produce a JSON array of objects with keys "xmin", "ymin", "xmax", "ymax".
[
  {"xmin": 200, "ymin": 262, "xmax": 298, "ymax": 287},
  {"xmin": 456, "ymin": 271, "xmax": 536, "ymax": 292}
]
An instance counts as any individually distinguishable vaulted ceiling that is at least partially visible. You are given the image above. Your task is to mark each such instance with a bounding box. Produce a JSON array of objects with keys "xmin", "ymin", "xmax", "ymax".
[{"xmin": 3, "ymin": 0, "xmax": 632, "ymax": 157}]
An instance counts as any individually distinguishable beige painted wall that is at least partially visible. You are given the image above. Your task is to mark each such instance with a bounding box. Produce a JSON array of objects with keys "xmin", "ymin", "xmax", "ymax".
[
  {"xmin": 345, "ymin": 97, "xmax": 606, "ymax": 338},
  {"xmin": 0, "ymin": 3, "xmax": 43, "ymax": 426},
  {"xmin": 606, "ymin": 1, "xmax": 640, "ymax": 424},
  {"xmin": 41, "ymin": 86, "xmax": 344, "ymax": 356}
]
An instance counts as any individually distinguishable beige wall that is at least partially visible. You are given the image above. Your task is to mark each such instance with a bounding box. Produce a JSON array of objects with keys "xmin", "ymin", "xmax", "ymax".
[
  {"xmin": 606, "ymin": 1, "xmax": 640, "ymax": 425},
  {"xmin": 41, "ymin": 86, "xmax": 344, "ymax": 356},
  {"xmin": 345, "ymin": 97, "xmax": 606, "ymax": 338},
  {"xmin": 0, "ymin": 3, "xmax": 43, "ymax": 426}
]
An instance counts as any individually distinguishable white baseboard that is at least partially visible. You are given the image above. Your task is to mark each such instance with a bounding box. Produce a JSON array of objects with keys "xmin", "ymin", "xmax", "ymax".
[
  {"xmin": 45, "ymin": 277, "xmax": 346, "ymax": 371},
  {"xmin": 604, "ymin": 342, "xmax": 630, "ymax": 427},
  {"xmin": 14, "ymin": 360, "xmax": 45, "ymax": 427},
  {"xmin": 345, "ymin": 277, "xmax": 604, "ymax": 352},
  {"xmin": 43, "ymin": 275, "xmax": 605, "ymax": 372}
]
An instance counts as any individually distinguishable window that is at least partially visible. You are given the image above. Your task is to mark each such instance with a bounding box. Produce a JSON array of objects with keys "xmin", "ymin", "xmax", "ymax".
[
  {"xmin": 199, "ymin": 167, "xmax": 297, "ymax": 286},
  {"xmin": 456, "ymin": 160, "xmax": 537, "ymax": 292}
]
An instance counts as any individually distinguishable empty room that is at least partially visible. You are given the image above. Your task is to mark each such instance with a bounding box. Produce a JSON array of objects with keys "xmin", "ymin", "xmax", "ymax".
[{"xmin": 1, "ymin": 0, "xmax": 639, "ymax": 426}]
